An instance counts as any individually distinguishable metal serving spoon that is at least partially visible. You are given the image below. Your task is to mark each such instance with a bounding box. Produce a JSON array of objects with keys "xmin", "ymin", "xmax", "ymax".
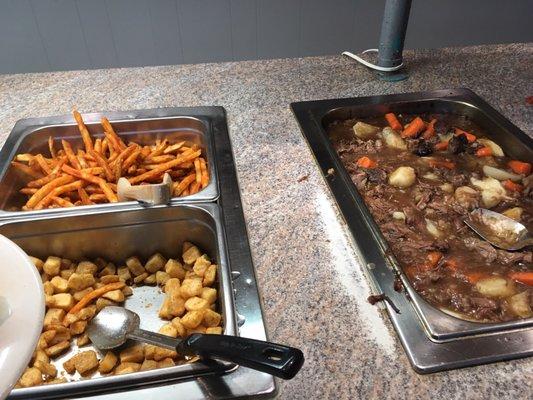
[
  {"xmin": 87, "ymin": 307, "xmax": 304, "ymax": 380},
  {"xmin": 464, "ymin": 208, "xmax": 533, "ymax": 251}
]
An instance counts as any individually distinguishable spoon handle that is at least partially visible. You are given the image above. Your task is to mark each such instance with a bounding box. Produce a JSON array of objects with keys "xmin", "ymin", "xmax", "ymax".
[
  {"xmin": 129, "ymin": 328, "xmax": 177, "ymax": 350},
  {"xmin": 177, "ymin": 333, "xmax": 304, "ymax": 380}
]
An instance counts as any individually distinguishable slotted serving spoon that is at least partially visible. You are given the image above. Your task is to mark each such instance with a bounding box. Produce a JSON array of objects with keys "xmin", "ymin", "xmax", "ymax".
[
  {"xmin": 87, "ymin": 307, "xmax": 304, "ymax": 380},
  {"xmin": 464, "ymin": 208, "xmax": 533, "ymax": 251}
]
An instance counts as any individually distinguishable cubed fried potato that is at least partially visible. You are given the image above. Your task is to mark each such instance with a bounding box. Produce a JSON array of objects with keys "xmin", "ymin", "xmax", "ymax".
[
  {"xmin": 43, "ymin": 256, "xmax": 61, "ymax": 276},
  {"xmin": 34, "ymin": 360, "xmax": 57, "ymax": 378},
  {"xmin": 33, "ymin": 349, "xmax": 50, "ymax": 365},
  {"xmin": 43, "ymin": 377, "xmax": 67, "ymax": 385},
  {"xmin": 181, "ymin": 310, "xmax": 204, "ymax": 329},
  {"xmin": 41, "ymin": 273, "xmax": 49, "ymax": 283},
  {"xmin": 126, "ymin": 257, "xmax": 145, "ymax": 277},
  {"xmin": 43, "ymin": 281, "xmax": 54, "ymax": 296},
  {"xmin": 77, "ymin": 305, "xmax": 97, "ymax": 321},
  {"xmin": 100, "ymin": 275, "xmax": 120, "ymax": 284},
  {"xmin": 171, "ymin": 317, "xmax": 187, "ymax": 337},
  {"xmin": 99, "ymin": 262, "xmax": 117, "ymax": 277},
  {"xmin": 115, "ymin": 362, "xmax": 141, "ymax": 375},
  {"xmin": 157, "ymin": 358, "xmax": 175, "ymax": 369},
  {"xmin": 180, "ymin": 278, "xmax": 203, "ymax": 298},
  {"xmin": 133, "ymin": 272, "xmax": 149, "ymax": 284},
  {"xmin": 71, "ymin": 351, "xmax": 99, "ymax": 375},
  {"xmin": 50, "ymin": 293, "xmax": 74, "ymax": 310},
  {"xmin": 40, "ymin": 330, "xmax": 56, "ymax": 346},
  {"xmin": 183, "ymin": 245, "xmax": 201, "ymax": 265},
  {"xmin": 73, "ymin": 287, "xmax": 93, "ymax": 302},
  {"xmin": 29, "ymin": 256, "xmax": 44, "ymax": 272},
  {"xmin": 119, "ymin": 344, "xmax": 145, "ymax": 363},
  {"xmin": 156, "ymin": 271, "xmax": 170, "ymax": 286},
  {"xmin": 98, "ymin": 351, "xmax": 118, "ymax": 374},
  {"xmin": 144, "ymin": 344, "xmax": 156, "ymax": 360},
  {"xmin": 43, "ymin": 308, "xmax": 65, "ymax": 328},
  {"xmin": 159, "ymin": 323, "xmax": 178, "ymax": 338},
  {"xmin": 145, "ymin": 253, "xmax": 166, "ymax": 273},
  {"xmin": 45, "ymin": 340, "xmax": 70, "ymax": 357},
  {"xmin": 144, "ymin": 273, "xmax": 157, "ymax": 285},
  {"xmin": 203, "ymin": 309, "xmax": 222, "ymax": 327},
  {"xmin": 201, "ymin": 287, "xmax": 217, "ymax": 304},
  {"xmin": 77, "ymin": 333, "xmax": 90, "ymax": 347},
  {"xmin": 96, "ymin": 297, "xmax": 117, "ymax": 312},
  {"xmin": 165, "ymin": 259, "xmax": 186, "ymax": 279},
  {"xmin": 122, "ymin": 286, "xmax": 133, "ymax": 296},
  {"xmin": 158, "ymin": 297, "xmax": 172, "ymax": 319},
  {"xmin": 102, "ymin": 289, "xmax": 125, "ymax": 302},
  {"xmin": 164, "ymin": 278, "xmax": 181, "ymax": 295},
  {"xmin": 48, "ymin": 329, "xmax": 71, "ymax": 346},
  {"xmin": 184, "ymin": 271, "xmax": 200, "ymax": 279},
  {"xmin": 76, "ymin": 261, "xmax": 98, "ymax": 275},
  {"xmin": 187, "ymin": 326, "xmax": 206, "ymax": 335},
  {"xmin": 60, "ymin": 268, "xmax": 74, "ymax": 280},
  {"xmin": 68, "ymin": 273, "xmax": 96, "ymax": 291},
  {"xmin": 61, "ymin": 258, "xmax": 73, "ymax": 269},
  {"xmin": 117, "ymin": 266, "xmax": 132, "ymax": 282},
  {"xmin": 69, "ymin": 320, "xmax": 87, "ymax": 335},
  {"xmin": 63, "ymin": 312, "xmax": 79, "ymax": 327},
  {"xmin": 203, "ymin": 265, "xmax": 216, "ymax": 287},
  {"xmin": 192, "ymin": 255, "xmax": 211, "ymax": 277},
  {"xmin": 50, "ymin": 276, "xmax": 68, "ymax": 293},
  {"xmin": 159, "ymin": 294, "xmax": 185, "ymax": 319},
  {"xmin": 45, "ymin": 295, "xmax": 55, "ymax": 308},
  {"xmin": 206, "ymin": 326, "xmax": 223, "ymax": 335},
  {"xmin": 153, "ymin": 347, "xmax": 177, "ymax": 361},
  {"xmin": 19, "ymin": 367, "xmax": 43, "ymax": 387},
  {"xmin": 185, "ymin": 296, "xmax": 209, "ymax": 312},
  {"xmin": 63, "ymin": 357, "xmax": 76, "ymax": 374},
  {"xmin": 140, "ymin": 359, "xmax": 158, "ymax": 371}
]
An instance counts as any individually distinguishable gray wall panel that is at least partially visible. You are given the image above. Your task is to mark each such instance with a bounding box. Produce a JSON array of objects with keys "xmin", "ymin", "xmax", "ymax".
[
  {"xmin": 0, "ymin": 0, "xmax": 49, "ymax": 74},
  {"xmin": 230, "ymin": 0, "xmax": 257, "ymax": 60},
  {"xmin": 148, "ymin": 0, "xmax": 183, "ymax": 65},
  {"xmin": 257, "ymin": 0, "xmax": 300, "ymax": 59}
]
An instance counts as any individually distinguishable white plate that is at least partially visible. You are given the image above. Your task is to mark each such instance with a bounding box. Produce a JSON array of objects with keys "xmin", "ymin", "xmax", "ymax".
[{"xmin": 0, "ymin": 235, "xmax": 44, "ymax": 399}]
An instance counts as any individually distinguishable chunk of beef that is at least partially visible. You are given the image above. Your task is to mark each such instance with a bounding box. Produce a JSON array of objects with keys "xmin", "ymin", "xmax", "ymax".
[
  {"xmin": 448, "ymin": 134, "xmax": 468, "ymax": 154},
  {"xmin": 366, "ymin": 168, "xmax": 387, "ymax": 184},
  {"xmin": 463, "ymin": 237, "xmax": 498, "ymax": 262},
  {"xmin": 496, "ymin": 250, "xmax": 532, "ymax": 265},
  {"xmin": 351, "ymin": 171, "xmax": 367, "ymax": 191}
]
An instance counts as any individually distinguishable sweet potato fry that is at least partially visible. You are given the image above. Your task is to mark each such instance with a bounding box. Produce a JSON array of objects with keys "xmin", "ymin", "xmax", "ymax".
[
  {"xmin": 189, "ymin": 181, "xmax": 201, "ymax": 195},
  {"xmin": 61, "ymin": 165, "xmax": 117, "ymax": 202},
  {"xmin": 48, "ymin": 136, "xmax": 56, "ymax": 158},
  {"xmin": 94, "ymin": 138, "xmax": 102, "ymax": 155},
  {"xmin": 101, "ymin": 117, "xmax": 126, "ymax": 151},
  {"xmin": 73, "ymin": 110, "xmax": 94, "ymax": 152},
  {"xmin": 35, "ymin": 180, "xmax": 85, "ymax": 210},
  {"xmin": 25, "ymin": 175, "xmax": 75, "ymax": 209},
  {"xmin": 64, "ymin": 282, "xmax": 125, "ymax": 323},
  {"xmin": 77, "ymin": 188, "xmax": 92, "ymax": 205},
  {"xmin": 199, "ymin": 158, "xmax": 208, "ymax": 188},
  {"xmin": 20, "ymin": 188, "xmax": 38, "ymax": 195},
  {"xmin": 174, "ymin": 174, "xmax": 196, "ymax": 196},
  {"xmin": 62, "ymin": 140, "xmax": 82, "ymax": 169},
  {"xmin": 129, "ymin": 150, "xmax": 201, "ymax": 184},
  {"xmin": 163, "ymin": 142, "xmax": 185, "ymax": 154},
  {"xmin": 122, "ymin": 147, "xmax": 141, "ymax": 172},
  {"xmin": 89, "ymin": 194, "xmax": 107, "ymax": 202},
  {"xmin": 11, "ymin": 161, "xmax": 44, "ymax": 180},
  {"xmin": 34, "ymin": 154, "xmax": 52, "ymax": 175},
  {"xmin": 88, "ymin": 150, "xmax": 114, "ymax": 181},
  {"xmin": 27, "ymin": 173, "xmax": 58, "ymax": 188},
  {"xmin": 194, "ymin": 158, "xmax": 202, "ymax": 184},
  {"xmin": 51, "ymin": 197, "xmax": 74, "ymax": 208},
  {"xmin": 14, "ymin": 154, "xmax": 34, "ymax": 163}
]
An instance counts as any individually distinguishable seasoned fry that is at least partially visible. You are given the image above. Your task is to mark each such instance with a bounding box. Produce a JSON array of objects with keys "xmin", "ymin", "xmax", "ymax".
[
  {"xmin": 94, "ymin": 139, "xmax": 102, "ymax": 155},
  {"xmin": 73, "ymin": 110, "xmax": 94, "ymax": 152},
  {"xmin": 62, "ymin": 165, "xmax": 117, "ymax": 202},
  {"xmin": 27, "ymin": 173, "xmax": 58, "ymax": 188},
  {"xmin": 129, "ymin": 150, "xmax": 201, "ymax": 184},
  {"xmin": 25, "ymin": 175, "xmax": 75, "ymax": 209},
  {"xmin": 101, "ymin": 117, "xmax": 126, "ymax": 151},
  {"xmin": 199, "ymin": 158, "xmax": 208, "ymax": 188},
  {"xmin": 174, "ymin": 174, "xmax": 196, "ymax": 196},
  {"xmin": 11, "ymin": 161, "xmax": 44, "ymax": 180},
  {"xmin": 122, "ymin": 147, "xmax": 141, "ymax": 172},
  {"xmin": 48, "ymin": 136, "xmax": 56, "ymax": 158},
  {"xmin": 77, "ymin": 188, "xmax": 92, "ymax": 206},
  {"xmin": 163, "ymin": 141, "xmax": 185, "ymax": 154},
  {"xmin": 88, "ymin": 150, "xmax": 113, "ymax": 181},
  {"xmin": 51, "ymin": 197, "xmax": 74, "ymax": 208},
  {"xmin": 35, "ymin": 180, "xmax": 85, "ymax": 210},
  {"xmin": 34, "ymin": 154, "xmax": 52, "ymax": 175},
  {"xmin": 62, "ymin": 140, "xmax": 82, "ymax": 169},
  {"xmin": 194, "ymin": 158, "xmax": 202, "ymax": 184},
  {"xmin": 20, "ymin": 188, "xmax": 38, "ymax": 195}
]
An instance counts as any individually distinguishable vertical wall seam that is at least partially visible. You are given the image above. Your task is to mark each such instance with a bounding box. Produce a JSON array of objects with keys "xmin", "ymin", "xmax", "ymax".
[
  {"xmin": 228, "ymin": 0, "xmax": 235, "ymax": 60},
  {"xmin": 74, "ymin": 0, "xmax": 93, "ymax": 68},
  {"xmin": 103, "ymin": 0, "xmax": 120, "ymax": 66},
  {"xmin": 28, "ymin": 0, "xmax": 52, "ymax": 70},
  {"xmin": 175, "ymin": 0, "xmax": 186, "ymax": 63}
]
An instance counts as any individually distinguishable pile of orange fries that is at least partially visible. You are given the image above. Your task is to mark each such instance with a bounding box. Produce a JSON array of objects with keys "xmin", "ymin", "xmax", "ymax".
[{"xmin": 11, "ymin": 110, "xmax": 209, "ymax": 211}]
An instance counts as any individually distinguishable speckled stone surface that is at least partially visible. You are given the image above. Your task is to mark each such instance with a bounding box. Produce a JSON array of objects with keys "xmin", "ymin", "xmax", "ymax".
[{"xmin": 1, "ymin": 43, "xmax": 532, "ymax": 399}]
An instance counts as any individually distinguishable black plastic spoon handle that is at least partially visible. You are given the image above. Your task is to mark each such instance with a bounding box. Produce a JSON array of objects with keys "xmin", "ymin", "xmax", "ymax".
[{"xmin": 177, "ymin": 333, "xmax": 304, "ymax": 380}]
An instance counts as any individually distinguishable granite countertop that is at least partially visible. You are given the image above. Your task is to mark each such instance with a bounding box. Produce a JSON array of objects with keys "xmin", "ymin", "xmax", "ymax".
[{"xmin": 1, "ymin": 43, "xmax": 532, "ymax": 399}]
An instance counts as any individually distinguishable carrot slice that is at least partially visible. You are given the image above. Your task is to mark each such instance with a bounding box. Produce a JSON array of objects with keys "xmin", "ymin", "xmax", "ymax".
[
  {"xmin": 509, "ymin": 272, "xmax": 533, "ymax": 286},
  {"xmin": 428, "ymin": 159, "xmax": 455, "ymax": 170},
  {"xmin": 508, "ymin": 160, "xmax": 531, "ymax": 175},
  {"xmin": 401, "ymin": 117, "xmax": 425, "ymax": 138},
  {"xmin": 434, "ymin": 140, "xmax": 449, "ymax": 151},
  {"xmin": 385, "ymin": 113, "xmax": 403, "ymax": 131},
  {"xmin": 475, "ymin": 147, "xmax": 493, "ymax": 157},
  {"xmin": 422, "ymin": 118, "xmax": 437, "ymax": 139},
  {"xmin": 454, "ymin": 128, "xmax": 476, "ymax": 143},
  {"xmin": 465, "ymin": 272, "xmax": 487, "ymax": 284},
  {"xmin": 426, "ymin": 251, "xmax": 443, "ymax": 268},
  {"xmin": 503, "ymin": 179, "xmax": 523, "ymax": 192},
  {"xmin": 356, "ymin": 156, "xmax": 377, "ymax": 169}
]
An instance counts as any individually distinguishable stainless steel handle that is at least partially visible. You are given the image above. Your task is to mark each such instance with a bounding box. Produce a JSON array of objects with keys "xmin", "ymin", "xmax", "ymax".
[{"xmin": 129, "ymin": 328, "xmax": 180, "ymax": 350}]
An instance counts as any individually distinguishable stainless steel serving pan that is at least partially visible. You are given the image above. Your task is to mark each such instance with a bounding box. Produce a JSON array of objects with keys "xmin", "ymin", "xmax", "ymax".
[
  {"xmin": 0, "ymin": 108, "xmax": 219, "ymax": 219},
  {"xmin": 292, "ymin": 88, "xmax": 533, "ymax": 373}
]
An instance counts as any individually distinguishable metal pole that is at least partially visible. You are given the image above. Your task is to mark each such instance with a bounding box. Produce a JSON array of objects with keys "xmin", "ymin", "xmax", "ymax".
[{"xmin": 377, "ymin": 0, "xmax": 412, "ymax": 69}]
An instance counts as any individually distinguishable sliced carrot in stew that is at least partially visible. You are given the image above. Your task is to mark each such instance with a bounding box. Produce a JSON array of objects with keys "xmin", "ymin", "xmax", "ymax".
[
  {"xmin": 475, "ymin": 147, "xmax": 493, "ymax": 157},
  {"xmin": 401, "ymin": 117, "xmax": 425, "ymax": 138},
  {"xmin": 356, "ymin": 156, "xmax": 377, "ymax": 169},
  {"xmin": 502, "ymin": 179, "xmax": 523, "ymax": 192},
  {"xmin": 422, "ymin": 118, "xmax": 437, "ymax": 139},
  {"xmin": 454, "ymin": 128, "xmax": 476, "ymax": 143},
  {"xmin": 426, "ymin": 251, "xmax": 443, "ymax": 268},
  {"xmin": 443, "ymin": 258, "xmax": 459, "ymax": 271},
  {"xmin": 428, "ymin": 159, "xmax": 456, "ymax": 170},
  {"xmin": 509, "ymin": 272, "xmax": 533, "ymax": 286},
  {"xmin": 464, "ymin": 272, "xmax": 487, "ymax": 284},
  {"xmin": 508, "ymin": 160, "xmax": 532, "ymax": 175},
  {"xmin": 435, "ymin": 140, "xmax": 449, "ymax": 151},
  {"xmin": 385, "ymin": 113, "xmax": 403, "ymax": 132}
]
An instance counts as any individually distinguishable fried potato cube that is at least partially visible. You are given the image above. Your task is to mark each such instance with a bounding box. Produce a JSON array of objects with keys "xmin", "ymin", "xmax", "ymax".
[
  {"xmin": 144, "ymin": 273, "xmax": 157, "ymax": 285},
  {"xmin": 73, "ymin": 287, "xmax": 93, "ymax": 302},
  {"xmin": 158, "ymin": 294, "xmax": 185, "ymax": 319},
  {"xmin": 192, "ymin": 255, "xmax": 211, "ymax": 277},
  {"xmin": 159, "ymin": 323, "xmax": 178, "ymax": 338},
  {"xmin": 61, "ymin": 258, "xmax": 73, "ymax": 269},
  {"xmin": 171, "ymin": 317, "xmax": 187, "ymax": 337},
  {"xmin": 183, "ymin": 245, "xmax": 201, "ymax": 265},
  {"xmin": 33, "ymin": 349, "xmax": 50, "ymax": 365},
  {"xmin": 206, "ymin": 327, "xmax": 223, "ymax": 335},
  {"xmin": 45, "ymin": 295, "xmax": 55, "ymax": 308},
  {"xmin": 29, "ymin": 256, "xmax": 44, "ymax": 272},
  {"xmin": 51, "ymin": 293, "xmax": 74, "ymax": 310},
  {"xmin": 203, "ymin": 309, "xmax": 222, "ymax": 327},
  {"xmin": 102, "ymin": 289, "xmax": 125, "ymax": 302},
  {"xmin": 60, "ymin": 268, "xmax": 74, "ymax": 280},
  {"xmin": 44, "ymin": 377, "xmax": 67, "ymax": 385},
  {"xmin": 145, "ymin": 253, "xmax": 166, "ymax": 273},
  {"xmin": 50, "ymin": 276, "xmax": 68, "ymax": 293},
  {"xmin": 44, "ymin": 308, "xmax": 65, "ymax": 328},
  {"xmin": 43, "ymin": 281, "xmax": 54, "ymax": 296},
  {"xmin": 19, "ymin": 367, "xmax": 43, "ymax": 387},
  {"xmin": 117, "ymin": 266, "xmax": 132, "ymax": 282},
  {"xmin": 157, "ymin": 358, "xmax": 175, "ymax": 369},
  {"xmin": 115, "ymin": 362, "xmax": 141, "ymax": 375},
  {"xmin": 100, "ymin": 275, "xmax": 120, "ymax": 284},
  {"xmin": 156, "ymin": 271, "xmax": 170, "ymax": 286},
  {"xmin": 153, "ymin": 347, "xmax": 177, "ymax": 361},
  {"xmin": 144, "ymin": 344, "xmax": 156, "ymax": 360},
  {"xmin": 200, "ymin": 287, "xmax": 217, "ymax": 304},
  {"xmin": 96, "ymin": 297, "xmax": 117, "ymax": 312},
  {"xmin": 185, "ymin": 296, "xmax": 209, "ymax": 312},
  {"xmin": 77, "ymin": 305, "xmax": 97, "ymax": 321},
  {"xmin": 77, "ymin": 333, "xmax": 90, "ymax": 347},
  {"xmin": 63, "ymin": 357, "xmax": 76, "ymax": 374},
  {"xmin": 203, "ymin": 265, "xmax": 217, "ymax": 287},
  {"xmin": 45, "ymin": 340, "xmax": 70, "ymax": 357},
  {"xmin": 40, "ymin": 330, "xmax": 56, "ymax": 347},
  {"xmin": 98, "ymin": 351, "xmax": 118, "ymax": 374},
  {"xmin": 122, "ymin": 286, "xmax": 133, "ymax": 297},
  {"xmin": 43, "ymin": 256, "xmax": 61, "ymax": 276},
  {"xmin": 187, "ymin": 326, "xmax": 206, "ymax": 335},
  {"xmin": 181, "ymin": 310, "xmax": 204, "ymax": 329},
  {"xmin": 76, "ymin": 261, "xmax": 98, "ymax": 275},
  {"xmin": 48, "ymin": 329, "xmax": 71, "ymax": 346},
  {"xmin": 119, "ymin": 344, "xmax": 145, "ymax": 363},
  {"xmin": 126, "ymin": 256, "xmax": 145, "ymax": 276},
  {"xmin": 140, "ymin": 359, "xmax": 158, "ymax": 371},
  {"xmin": 165, "ymin": 259, "xmax": 186, "ymax": 279},
  {"xmin": 133, "ymin": 272, "xmax": 148, "ymax": 284},
  {"xmin": 68, "ymin": 273, "xmax": 96, "ymax": 291},
  {"xmin": 164, "ymin": 278, "xmax": 181, "ymax": 295},
  {"xmin": 69, "ymin": 320, "xmax": 87, "ymax": 335},
  {"xmin": 180, "ymin": 278, "xmax": 203, "ymax": 298},
  {"xmin": 71, "ymin": 350, "xmax": 99, "ymax": 375},
  {"xmin": 99, "ymin": 262, "xmax": 117, "ymax": 277},
  {"xmin": 63, "ymin": 312, "xmax": 79, "ymax": 327},
  {"xmin": 34, "ymin": 360, "xmax": 57, "ymax": 378}
]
